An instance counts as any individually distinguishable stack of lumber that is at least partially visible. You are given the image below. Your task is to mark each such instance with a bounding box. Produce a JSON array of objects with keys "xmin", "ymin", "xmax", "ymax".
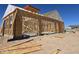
[{"xmin": 0, "ymin": 40, "xmax": 41, "ymax": 54}]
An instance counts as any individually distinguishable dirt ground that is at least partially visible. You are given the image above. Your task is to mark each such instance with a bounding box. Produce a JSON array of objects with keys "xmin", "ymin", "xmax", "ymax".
[
  {"xmin": 31, "ymin": 31, "xmax": 79, "ymax": 54},
  {"xmin": 0, "ymin": 31, "xmax": 79, "ymax": 54}
]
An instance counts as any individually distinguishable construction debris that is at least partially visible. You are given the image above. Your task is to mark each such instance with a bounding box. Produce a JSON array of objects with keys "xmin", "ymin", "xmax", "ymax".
[{"xmin": 0, "ymin": 40, "xmax": 41, "ymax": 54}]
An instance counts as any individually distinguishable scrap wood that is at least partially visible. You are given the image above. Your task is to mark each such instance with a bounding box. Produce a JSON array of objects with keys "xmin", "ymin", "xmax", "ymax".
[
  {"xmin": 0, "ymin": 45, "xmax": 41, "ymax": 54},
  {"xmin": 7, "ymin": 42, "xmax": 41, "ymax": 50},
  {"xmin": 0, "ymin": 39, "xmax": 33, "ymax": 50},
  {"xmin": 0, "ymin": 44, "xmax": 41, "ymax": 52},
  {"xmin": 0, "ymin": 39, "xmax": 42, "ymax": 54},
  {"xmin": 0, "ymin": 42, "xmax": 41, "ymax": 51}
]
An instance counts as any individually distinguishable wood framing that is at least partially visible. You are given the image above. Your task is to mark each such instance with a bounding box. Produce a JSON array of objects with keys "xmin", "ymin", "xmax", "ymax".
[{"xmin": 1, "ymin": 5, "xmax": 64, "ymax": 38}]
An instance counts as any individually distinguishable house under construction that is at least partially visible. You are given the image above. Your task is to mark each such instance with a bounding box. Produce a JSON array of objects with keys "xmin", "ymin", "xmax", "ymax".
[{"xmin": 1, "ymin": 5, "xmax": 64, "ymax": 38}]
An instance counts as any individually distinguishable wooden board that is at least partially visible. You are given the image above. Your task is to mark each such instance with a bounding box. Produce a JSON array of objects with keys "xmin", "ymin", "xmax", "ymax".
[
  {"xmin": 0, "ymin": 40, "xmax": 41, "ymax": 54},
  {"xmin": 0, "ymin": 45, "xmax": 41, "ymax": 54}
]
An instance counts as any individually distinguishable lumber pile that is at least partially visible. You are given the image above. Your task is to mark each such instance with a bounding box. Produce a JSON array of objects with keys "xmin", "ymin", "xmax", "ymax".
[{"xmin": 0, "ymin": 40, "xmax": 41, "ymax": 54}]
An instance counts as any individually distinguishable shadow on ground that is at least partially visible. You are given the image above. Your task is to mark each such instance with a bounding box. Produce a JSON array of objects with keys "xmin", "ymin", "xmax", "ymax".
[
  {"xmin": 8, "ymin": 35, "xmax": 30, "ymax": 42},
  {"xmin": 7, "ymin": 33, "xmax": 56, "ymax": 42}
]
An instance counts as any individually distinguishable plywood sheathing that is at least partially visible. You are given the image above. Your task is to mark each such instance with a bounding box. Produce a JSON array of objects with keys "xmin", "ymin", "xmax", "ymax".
[
  {"xmin": 2, "ymin": 8, "xmax": 64, "ymax": 37},
  {"xmin": 1, "ymin": 9, "xmax": 18, "ymax": 36},
  {"xmin": 17, "ymin": 8, "xmax": 64, "ymax": 35}
]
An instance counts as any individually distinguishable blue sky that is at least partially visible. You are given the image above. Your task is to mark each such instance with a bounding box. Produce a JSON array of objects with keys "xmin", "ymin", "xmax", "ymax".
[{"xmin": 0, "ymin": 4, "xmax": 79, "ymax": 27}]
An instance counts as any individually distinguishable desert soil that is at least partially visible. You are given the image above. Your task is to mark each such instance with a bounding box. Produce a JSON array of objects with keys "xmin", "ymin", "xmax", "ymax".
[{"xmin": 0, "ymin": 31, "xmax": 79, "ymax": 54}]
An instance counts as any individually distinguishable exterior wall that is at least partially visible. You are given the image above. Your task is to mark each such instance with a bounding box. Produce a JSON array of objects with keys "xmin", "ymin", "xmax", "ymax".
[
  {"xmin": 2, "ymin": 8, "xmax": 64, "ymax": 37},
  {"xmin": 59, "ymin": 22, "xmax": 64, "ymax": 32},
  {"xmin": 3, "ymin": 17, "xmax": 10, "ymax": 35},
  {"xmin": 0, "ymin": 28, "xmax": 1, "ymax": 33},
  {"xmin": 22, "ymin": 16, "xmax": 39, "ymax": 34},
  {"xmin": 55, "ymin": 22, "xmax": 59, "ymax": 33},
  {"xmin": 18, "ymin": 10, "xmax": 40, "ymax": 36},
  {"xmin": 13, "ymin": 10, "xmax": 22, "ymax": 37},
  {"xmin": 41, "ymin": 19, "xmax": 56, "ymax": 33},
  {"xmin": 55, "ymin": 21, "xmax": 64, "ymax": 33},
  {"xmin": 13, "ymin": 9, "xmax": 64, "ymax": 37},
  {"xmin": 2, "ymin": 10, "xmax": 17, "ymax": 36}
]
